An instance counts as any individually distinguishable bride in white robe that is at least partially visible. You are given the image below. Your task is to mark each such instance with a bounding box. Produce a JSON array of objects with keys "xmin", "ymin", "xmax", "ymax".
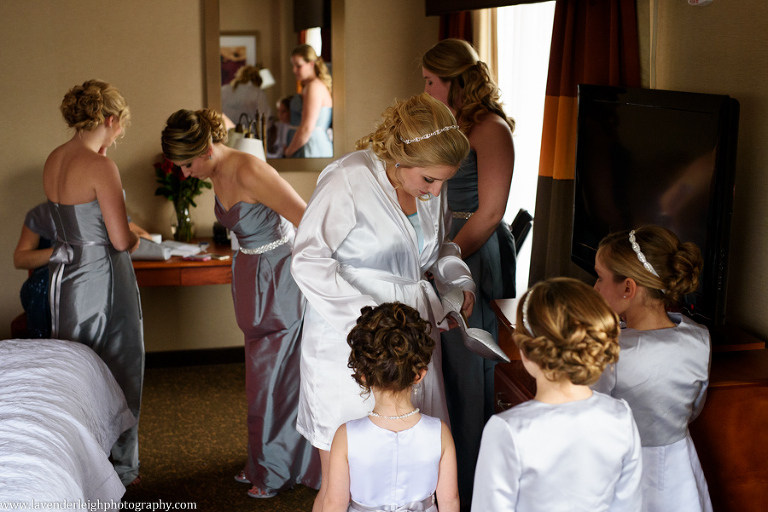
[{"xmin": 291, "ymin": 93, "xmax": 474, "ymax": 511}]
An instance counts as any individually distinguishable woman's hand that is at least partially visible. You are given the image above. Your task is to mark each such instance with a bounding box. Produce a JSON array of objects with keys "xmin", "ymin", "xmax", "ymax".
[{"xmin": 461, "ymin": 290, "xmax": 475, "ymax": 318}]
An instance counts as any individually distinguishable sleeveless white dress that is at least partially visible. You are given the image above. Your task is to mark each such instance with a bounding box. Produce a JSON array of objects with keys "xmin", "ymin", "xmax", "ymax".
[{"xmin": 346, "ymin": 415, "xmax": 441, "ymax": 512}]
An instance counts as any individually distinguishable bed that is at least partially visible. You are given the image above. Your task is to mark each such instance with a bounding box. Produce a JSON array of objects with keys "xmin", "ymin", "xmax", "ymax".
[{"xmin": 0, "ymin": 338, "xmax": 136, "ymax": 501}]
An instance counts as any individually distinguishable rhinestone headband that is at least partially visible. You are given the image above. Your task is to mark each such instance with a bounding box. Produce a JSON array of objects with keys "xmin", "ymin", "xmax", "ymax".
[
  {"xmin": 522, "ymin": 290, "xmax": 534, "ymax": 336},
  {"xmin": 400, "ymin": 125, "xmax": 460, "ymax": 145},
  {"xmin": 629, "ymin": 230, "xmax": 660, "ymax": 278}
]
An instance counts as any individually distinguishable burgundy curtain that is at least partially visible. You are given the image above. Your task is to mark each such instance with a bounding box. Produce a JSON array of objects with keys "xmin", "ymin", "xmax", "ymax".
[
  {"xmin": 439, "ymin": 11, "xmax": 474, "ymax": 43},
  {"xmin": 529, "ymin": 0, "xmax": 640, "ymax": 285}
]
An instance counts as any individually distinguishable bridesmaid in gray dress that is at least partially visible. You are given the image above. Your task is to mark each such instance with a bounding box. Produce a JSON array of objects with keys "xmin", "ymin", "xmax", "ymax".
[
  {"xmin": 161, "ymin": 108, "xmax": 320, "ymax": 499},
  {"xmin": 422, "ymin": 39, "xmax": 516, "ymax": 510},
  {"xmin": 43, "ymin": 80, "xmax": 144, "ymax": 487}
]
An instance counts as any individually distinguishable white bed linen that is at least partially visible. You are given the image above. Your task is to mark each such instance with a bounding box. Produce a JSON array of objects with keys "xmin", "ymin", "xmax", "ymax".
[{"xmin": 0, "ymin": 339, "xmax": 136, "ymax": 502}]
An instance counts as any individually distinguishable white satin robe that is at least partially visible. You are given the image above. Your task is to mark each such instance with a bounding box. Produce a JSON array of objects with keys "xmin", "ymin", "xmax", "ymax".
[{"xmin": 291, "ymin": 149, "xmax": 475, "ymax": 451}]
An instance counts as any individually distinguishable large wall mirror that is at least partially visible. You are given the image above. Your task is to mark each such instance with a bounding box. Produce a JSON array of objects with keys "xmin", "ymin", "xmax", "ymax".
[{"xmin": 203, "ymin": 0, "xmax": 345, "ymax": 173}]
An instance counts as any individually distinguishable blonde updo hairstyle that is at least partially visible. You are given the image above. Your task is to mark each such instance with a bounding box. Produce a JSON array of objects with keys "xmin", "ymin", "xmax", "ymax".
[
  {"xmin": 60, "ymin": 79, "xmax": 130, "ymax": 132},
  {"xmin": 161, "ymin": 109, "xmax": 228, "ymax": 162},
  {"xmin": 292, "ymin": 44, "xmax": 332, "ymax": 93},
  {"xmin": 514, "ymin": 278, "xmax": 620, "ymax": 386},
  {"xmin": 597, "ymin": 225, "xmax": 703, "ymax": 308},
  {"xmin": 355, "ymin": 93, "xmax": 470, "ymax": 169},
  {"xmin": 421, "ymin": 38, "xmax": 514, "ymax": 134},
  {"xmin": 347, "ymin": 302, "xmax": 434, "ymax": 394},
  {"xmin": 230, "ymin": 65, "xmax": 262, "ymax": 90}
]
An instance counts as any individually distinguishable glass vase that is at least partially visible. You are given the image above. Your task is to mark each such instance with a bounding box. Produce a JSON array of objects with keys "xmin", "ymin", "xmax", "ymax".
[{"xmin": 172, "ymin": 201, "xmax": 195, "ymax": 242}]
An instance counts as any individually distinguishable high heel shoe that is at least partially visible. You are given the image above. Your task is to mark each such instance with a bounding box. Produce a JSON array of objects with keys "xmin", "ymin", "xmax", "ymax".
[{"xmin": 441, "ymin": 288, "xmax": 510, "ymax": 363}]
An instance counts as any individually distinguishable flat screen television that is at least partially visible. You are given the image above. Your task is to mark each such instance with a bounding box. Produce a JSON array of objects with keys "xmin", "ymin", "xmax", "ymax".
[{"xmin": 571, "ymin": 85, "xmax": 739, "ymax": 327}]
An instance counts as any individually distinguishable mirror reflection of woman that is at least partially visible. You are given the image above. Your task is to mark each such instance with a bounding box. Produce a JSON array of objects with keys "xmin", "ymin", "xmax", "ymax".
[
  {"xmin": 422, "ymin": 38, "xmax": 516, "ymax": 511},
  {"xmin": 284, "ymin": 44, "xmax": 333, "ymax": 158},
  {"xmin": 43, "ymin": 79, "xmax": 144, "ymax": 487},
  {"xmin": 161, "ymin": 109, "xmax": 320, "ymax": 499}
]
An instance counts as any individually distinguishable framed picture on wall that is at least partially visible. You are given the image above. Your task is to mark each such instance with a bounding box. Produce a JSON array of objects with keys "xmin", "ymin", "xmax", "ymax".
[{"xmin": 220, "ymin": 31, "xmax": 259, "ymax": 86}]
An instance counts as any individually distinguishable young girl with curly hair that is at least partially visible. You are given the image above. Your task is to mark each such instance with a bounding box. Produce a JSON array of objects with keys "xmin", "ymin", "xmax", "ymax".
[
  {"xmin": 323, "ymin": 302, "xmax": 459, "ymax": 512},
  {"xmin": 593, "ymin": 226, "xmax": 712, "ymax": 512},
  {"xmin": 473, "ymin": 278, "xmax": 643, "ymax": 511}
]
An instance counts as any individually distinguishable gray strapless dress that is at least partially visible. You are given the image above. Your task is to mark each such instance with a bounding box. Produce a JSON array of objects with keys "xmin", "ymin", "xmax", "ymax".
[
  {"xmin": 47, "ymin": 199, "xmax": 144, "ymax": 486},
  {"xmin": 287, "ymin": 94, "xmax": 333, "ymax": 158},
  {"xmin": 214, "ymin": 197, "xmax": 320, "ymax": 492},
  {"xmin": 441, "ymin": 149, "xmax": 516, "ymax": 509}
]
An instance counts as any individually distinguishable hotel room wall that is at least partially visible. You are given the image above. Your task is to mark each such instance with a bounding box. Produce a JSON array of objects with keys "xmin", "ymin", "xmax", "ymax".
[
  {"xmin": 652, "ymin": 0, "xmax": 768, "ymax": 340},
  {"xmin": 0, "ymin": 0, "xmax": 439, "ymax": 350}
]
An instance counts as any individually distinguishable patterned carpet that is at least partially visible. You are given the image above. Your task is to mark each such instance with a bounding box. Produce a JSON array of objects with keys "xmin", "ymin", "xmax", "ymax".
[{"xmin": 122, "ymin": 363, "xmax": 317, "ymax": 511}]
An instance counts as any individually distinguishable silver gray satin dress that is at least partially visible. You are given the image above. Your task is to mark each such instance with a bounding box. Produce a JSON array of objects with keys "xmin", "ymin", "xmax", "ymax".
[
  {"xmin": 47, "ymin": 200, "xmax": 144, "ymax": 486},
  {"xmin": 441, "ymin": 149, "xmax": 516, "ymax": 508},
  {"xmin": 472, "ymin": 392, "xmax": 643, "ymax": 512},
  {"xmin": 287, "ymin": 94, "xmax": 333, "ymax": 158},
  {"xmin": 214, "ymin": 197, "xmax": 320, "ymax": 492},
  {"xmin": 291, "ymin": 149, "xmax": 476, "ymax": 451},
  {"xmin": 592, "ymin": 313, "xmax": 713, "ymax": 512}
]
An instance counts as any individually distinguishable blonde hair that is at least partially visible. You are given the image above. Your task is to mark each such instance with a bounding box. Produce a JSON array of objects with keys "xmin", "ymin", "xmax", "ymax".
[
  {"xmin": 421, "ymin": 38, "xmax": 514, "ymax": 135},
  {"xmin": 514, "ymin": 278, "xmax": 620, "ymax": 385},
  {"xmin": 355, "ymin": 93, "xmax": 469, "ymax": 169},
  {"xmin": 597, "ymin": 225, "xmax": 703, "ymax": 308},
  {"xmin": 60, "ymin": 79, "xmax": 130, "ymax": 132},
  {"xmin": 292, "ymin": 44, "xmax": 332, "ymax": 93},
  {"xmin": 161, "ymin": 109, "xmax": 228, "ymax": 162},
  {"xmin": 230, "ymin": 65, "xmax": 262, "ymax": 91}
]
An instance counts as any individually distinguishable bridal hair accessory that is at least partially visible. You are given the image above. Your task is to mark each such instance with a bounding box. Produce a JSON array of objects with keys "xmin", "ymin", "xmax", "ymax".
[
  {"xmin": 401, "ymin": 125, "xmax": 460, "ymax": 145},
  {"xmin": 629, "ymin": 230, "xmax": 660, "ymax": 278},
  {"xmin": 368, "ymin": 408, "xmax": 420, "ymax": 420},
  {"xmin": 522, "ymin": 290, "xmax": 533, "ymax": 336}
]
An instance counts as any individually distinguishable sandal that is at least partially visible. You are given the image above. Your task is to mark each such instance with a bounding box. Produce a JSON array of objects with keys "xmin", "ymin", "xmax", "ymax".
[
  {"xmin": 441, "ymin": 288, "xmax": 510, "ymax": 363},
  {"xmin": 247, "ymin": 486, "xmax": 277, "ymax": 499},
  {"xmin": 234, "ymin": 470, "xmax": 251, "ymax": 484}
]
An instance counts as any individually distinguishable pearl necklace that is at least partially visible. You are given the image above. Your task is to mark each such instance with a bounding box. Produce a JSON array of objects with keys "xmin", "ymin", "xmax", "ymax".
[{"xmin": 368, "ymin": 407, "xmax": 420, "ymax": 420}]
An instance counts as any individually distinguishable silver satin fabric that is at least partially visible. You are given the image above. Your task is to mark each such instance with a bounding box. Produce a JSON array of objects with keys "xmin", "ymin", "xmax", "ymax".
[
  {"xmin": 215, "ymin": 197, "xmax": 321, "ymax": 491},
  {"xmin": 47, "ymin": 200, "xmax": 144, "ymax": 486},
  {"xmin": 346, "ymin": 415, "xmax": 440, "ymax": 510},
  {"xmin": 440, "ymin": 149, "xmax": 514, "ymax": 507},
  {"xmin": 472, "ymin": 392, "xmax": 643, "ymax": 512},
  {"xmin": 592, "ymin": 313, "xmax": 711, "ymax": 447},
  {"xmin": 592, "ymin": 313, "xmax": 713, "ymax": 511},
  {"xmin": 291, "ymin": 149, "xmax": 475, "ymax": 450}
]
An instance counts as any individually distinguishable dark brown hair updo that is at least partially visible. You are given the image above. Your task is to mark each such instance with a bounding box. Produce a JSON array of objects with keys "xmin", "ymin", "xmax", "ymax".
[
  {"xmin": 231, "ymin": 65, "xmax": 262, "ymax": 90},
  {"xmin": 60, "ymin": 79, "xmax": 130, "ymax": 132},
  {"xmin": 161, "ymin": 108, "xmax": 228, "ymax": 162},
  {"xmin": 347, "ymin": 302, "xmax": 434, "ymax": 394},
  {"xmin": 514, "ymin": 278, "xmax": 620, "ymax": 386},
  {"xmin": 597, "ymin": 225, "xmax": 703, "ymax": 308},
  {"xmin": 421, "ymin": 38, "xmax": 514, "ymax": 135}
]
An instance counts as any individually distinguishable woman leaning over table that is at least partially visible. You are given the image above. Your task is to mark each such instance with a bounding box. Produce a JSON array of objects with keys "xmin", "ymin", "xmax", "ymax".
[
  {"xmin": 422, "ymin": 38, "xmax": 516, "ymax": 511},
  {"xmin": 291, "ymin": 93, "xmax": 475, "ymax": 512},
  {"xmin": 161, "ymin": 108, "xmax": 320, "ymax": 499}
]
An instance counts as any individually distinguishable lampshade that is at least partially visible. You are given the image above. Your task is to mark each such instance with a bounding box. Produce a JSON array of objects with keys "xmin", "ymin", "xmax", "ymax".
[
  {"xmin": 259, "ymin": 68, "xmax": 276, "ymax": 89},
  {"xmin": 233, "ymin": 136, "xmax": 266, "ymax": 162}
]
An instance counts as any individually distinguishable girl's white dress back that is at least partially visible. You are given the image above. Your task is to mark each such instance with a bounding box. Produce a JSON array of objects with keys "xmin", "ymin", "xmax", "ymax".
[{"xmin": 347, "ymin": 414, "xmax": 441, "ymax": 511}]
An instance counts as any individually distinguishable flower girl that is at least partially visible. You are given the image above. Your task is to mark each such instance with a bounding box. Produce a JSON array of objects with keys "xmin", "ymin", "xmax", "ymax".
[
  {"xmin": 593, "ymin": 226, "xmax": 712, "ymax": 511},
  {"xmin": 323, "ymin": 302, "xmax": 459, "ymax": 512},
  {"xmin": 473, "ymin": 278, "xmax": 643, "ymax": 511}
]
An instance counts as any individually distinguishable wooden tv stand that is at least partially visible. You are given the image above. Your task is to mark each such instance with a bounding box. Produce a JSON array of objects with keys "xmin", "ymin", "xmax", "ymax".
[{"xmin": 491, "ymin": 299, "xmax": 768, "ymax": 512}]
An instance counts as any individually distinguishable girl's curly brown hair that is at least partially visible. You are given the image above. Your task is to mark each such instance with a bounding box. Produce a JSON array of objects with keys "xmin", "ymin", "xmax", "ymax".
[
  {"xmin": 514, "ymin": 278, "xmax": 620, "ymax": 386},
  {"xmin": 60, "ymin": 79, "xmax": 130, "ymax": 132},
  {"xmin": 347, "ymin": 302, "xmax": 434, "ymax": 394},
  {"xmin": 161, "ymin": 108, "xmax": 228, "ymax": 162}
]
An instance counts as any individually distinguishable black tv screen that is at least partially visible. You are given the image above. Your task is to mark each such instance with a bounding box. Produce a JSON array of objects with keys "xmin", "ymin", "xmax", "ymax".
[{"xmin": 572, "ymin": 85, "xmax": 739, "ymax": 327}]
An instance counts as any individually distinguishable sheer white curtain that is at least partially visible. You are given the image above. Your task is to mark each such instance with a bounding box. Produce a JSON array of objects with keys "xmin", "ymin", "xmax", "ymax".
[{"xmin": 495, "ymin": 1, "xmax": 556, "ymax": 296}]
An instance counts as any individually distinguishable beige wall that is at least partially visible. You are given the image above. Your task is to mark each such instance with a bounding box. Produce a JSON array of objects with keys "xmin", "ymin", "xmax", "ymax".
[
  {"xmin": 0, "ymin": 0, "xmax": 439, "ymax": 350},
  {"xmin": 650, "ymin": 0, "xmax": 768, "ymax": 340}
]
